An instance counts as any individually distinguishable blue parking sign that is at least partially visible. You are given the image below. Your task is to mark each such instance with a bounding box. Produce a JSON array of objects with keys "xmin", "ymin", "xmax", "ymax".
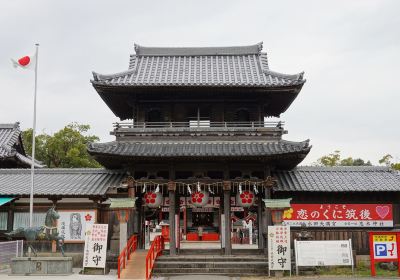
[{"xmin": 375, "ymin": 244, "xmax": 387, "ymax": 257}]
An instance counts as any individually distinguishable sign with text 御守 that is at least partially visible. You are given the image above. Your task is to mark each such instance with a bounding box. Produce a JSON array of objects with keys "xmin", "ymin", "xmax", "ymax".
[
  {"xmin": 268, "ymin": 226, "xmax": 291, "ymax": 273},
  {"xmin": 83, "ymin": 224, "xmax": 108, "ymax": 269}
]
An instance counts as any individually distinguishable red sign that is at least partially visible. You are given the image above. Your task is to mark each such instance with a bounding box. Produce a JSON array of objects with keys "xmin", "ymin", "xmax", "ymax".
[
  {"xmin": 283, "ymin": 204, "xmax": 393, "ymax": 228},
  {"xmin": 369, "ymin": 232, "xmax": 400, "ymax": 276}
]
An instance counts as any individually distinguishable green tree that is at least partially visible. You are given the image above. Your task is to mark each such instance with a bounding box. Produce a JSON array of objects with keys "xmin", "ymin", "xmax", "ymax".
[
  {"xmin": 317, "ymin": 151, "xmax": 371, "ymax": 167},
  {"xmin": 22, "ymin": 123, "xmax": 102, "ymax": 168},
  {"xmin": 317, "ymin": 150, "xmax": 341, "ymax": 166},
  {"xmin": 379, "ymin": 154, "xmax": 400, "ymax": 171}
]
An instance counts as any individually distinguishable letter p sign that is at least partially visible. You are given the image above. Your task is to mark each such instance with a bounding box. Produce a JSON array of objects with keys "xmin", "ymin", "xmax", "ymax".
[{"xmin": 375, "ymin": 244, "xmax": 387, "ymax": 257}]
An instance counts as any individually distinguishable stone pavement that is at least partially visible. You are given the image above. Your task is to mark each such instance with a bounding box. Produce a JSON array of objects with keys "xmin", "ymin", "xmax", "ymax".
[{"xmin": 1, "ymin": 272, "xmax": 399, "ymax": 279}]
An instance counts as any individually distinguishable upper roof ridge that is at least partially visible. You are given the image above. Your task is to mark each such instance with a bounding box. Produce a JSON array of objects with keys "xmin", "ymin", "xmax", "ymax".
[
  {"xmin": 0, "ymin": 122, "xmax": 20, "ymax": 129},
  {"xmin": 133, "ymin": 42, "xmax": 263, "ymax": 56}
]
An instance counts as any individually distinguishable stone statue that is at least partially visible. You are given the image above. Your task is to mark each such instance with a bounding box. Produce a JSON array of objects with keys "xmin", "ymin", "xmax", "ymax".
[
  {"xmin": 5, "ymin": 206, "xmax": 65, "ymax": 256},
  {"xmin": 294, "ymin": 223, "xmax": 313, "ymax": 241}
]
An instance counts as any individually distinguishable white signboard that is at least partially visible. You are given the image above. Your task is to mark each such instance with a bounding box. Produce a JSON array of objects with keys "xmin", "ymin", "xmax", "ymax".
[
  {"xmin": 83, "ymin": 224, "xmax": 108, "ymax": 269},
  {"xmin": 58, "ymin": 210, "xmax": 96, "ymax": 241},
  {"xmin": 268, "ymin": 226, "xmax": 291, "ymax": 274},
  {"xmin": 294, "ymin": 239, "xmax": 353, "ymax": 275}
]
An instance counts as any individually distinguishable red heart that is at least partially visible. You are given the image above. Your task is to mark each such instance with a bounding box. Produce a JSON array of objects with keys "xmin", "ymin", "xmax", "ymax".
[
  {"xmin": 376, "ymin": 206, "xmax": 390, "ymax": 219},
  {"xmin": 197, "ymin": 198, "xmax": 202, "ymax": 203},
  {"xmin": 151, "ymin": 193, "xmax": 156, "ymax": 198},
  {"xmin": 192, "ymin": 198, "xmax": 196, "ymax": 202},
  {"xmin": 146, "ymin": 199, "xmax": 150, "ymax": 203},
  {"xmin": 199, "ymin": 193, "xmax": 204, "ymax": 198},
  {"xmin": 150, "ymin": 199, "xmax": 155, "ymax": 203},
  {"xmin": 18, "ymin": 56, "xmax": 30, "ymax": 66}
]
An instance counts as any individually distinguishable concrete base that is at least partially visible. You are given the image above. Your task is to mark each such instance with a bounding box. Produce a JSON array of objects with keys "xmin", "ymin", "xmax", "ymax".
[{"xmin": 11, "ymin": 257, "xmax": 73, "ymax": 275}]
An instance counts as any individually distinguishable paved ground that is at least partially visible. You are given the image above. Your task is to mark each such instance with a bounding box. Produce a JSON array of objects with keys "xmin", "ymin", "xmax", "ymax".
[{"xmin": 1, "ymin": 273, "xmax": 399, "ymax": 279}]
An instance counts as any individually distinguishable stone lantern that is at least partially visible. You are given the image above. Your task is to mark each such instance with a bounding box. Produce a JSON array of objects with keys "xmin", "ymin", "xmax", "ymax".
[
  {"xmin": 263, "ymin": 198, "xmax": 292, "ymax": 225},
  {"xmin": 109, "ymin": 198, "xmax": 136, "ymax": 253}
]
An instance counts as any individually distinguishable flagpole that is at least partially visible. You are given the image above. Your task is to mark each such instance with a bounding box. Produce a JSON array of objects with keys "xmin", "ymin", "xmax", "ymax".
[{"xmin": 29, "ymin": 43, "xmax": 39, "ymax": 229}]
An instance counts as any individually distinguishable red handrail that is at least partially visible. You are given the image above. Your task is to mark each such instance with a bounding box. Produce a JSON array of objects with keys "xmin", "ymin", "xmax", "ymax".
[
  {"xmin": 118, "ymin": 235, "xmax": 138, "ymax": 279},
  {"xmin": 145, "ymin": 235, "xmax": 165, "ymax": 280}
]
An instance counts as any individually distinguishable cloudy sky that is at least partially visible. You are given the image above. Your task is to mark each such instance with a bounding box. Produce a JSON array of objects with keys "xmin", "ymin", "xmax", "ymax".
[{"xmin": 0, "ymin": 0, "xmax": 399, "ymax": 165}]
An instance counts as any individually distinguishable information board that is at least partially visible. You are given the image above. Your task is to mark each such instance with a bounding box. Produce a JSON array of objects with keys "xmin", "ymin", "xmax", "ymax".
[
  {"xmin": 57, "ymin": 210, "xmax": 96, "ymax": 241},
  {"xmin": 268, "ymin": 226, "xmax": 291, "ymax": 275},
  {"xmin": 83, "ymin": 224, "xmax": 108, "ymax": 270},
  {"xmin": 295, "ymin": 240, "xmax": 353, "ymax": 269}
]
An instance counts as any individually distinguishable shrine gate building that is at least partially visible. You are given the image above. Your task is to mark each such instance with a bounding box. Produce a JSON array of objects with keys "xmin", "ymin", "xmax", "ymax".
[{"xmin": 88, "ymin": 42, "xmax": 310, "ymax": 254}]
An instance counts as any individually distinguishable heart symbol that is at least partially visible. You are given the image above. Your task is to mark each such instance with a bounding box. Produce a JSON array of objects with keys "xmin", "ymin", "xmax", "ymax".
[
  {"xmin": 376, "ymin": 206, "xmax": 390, "ymax": 219},
  {"xmin": 18, "ymin": 56, "xmax": 30, "ymax": 66}
]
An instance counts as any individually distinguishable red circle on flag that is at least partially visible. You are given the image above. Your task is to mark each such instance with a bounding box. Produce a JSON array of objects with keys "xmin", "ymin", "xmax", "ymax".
[{"xmin": 18, "ymin": 56, "xmax": 30, "ymax": 66}]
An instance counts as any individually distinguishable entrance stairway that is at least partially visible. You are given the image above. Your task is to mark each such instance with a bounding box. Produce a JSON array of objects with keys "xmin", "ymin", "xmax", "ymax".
[{"xmin": 152, "ymin": 253, "xmax": 268, "ymax": 277}]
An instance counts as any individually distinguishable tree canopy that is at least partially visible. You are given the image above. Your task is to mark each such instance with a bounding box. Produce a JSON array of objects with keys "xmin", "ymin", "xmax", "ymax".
[
  {"xmin": 317, "ymin": 150, "xmax": 372, "ymax": 167},
  {"xmin": 379, "ymin": 154, "xmax": 400, "ymax": 171},
  {"xmin": 22, "ymin": 123, "xmax": 102, "ymax": 168}
]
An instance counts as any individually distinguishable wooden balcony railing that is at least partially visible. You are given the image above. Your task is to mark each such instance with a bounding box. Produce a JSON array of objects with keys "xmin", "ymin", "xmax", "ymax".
[{"xmin": 114, "ymin": 120, "xmax": 284, "ymax": 129}]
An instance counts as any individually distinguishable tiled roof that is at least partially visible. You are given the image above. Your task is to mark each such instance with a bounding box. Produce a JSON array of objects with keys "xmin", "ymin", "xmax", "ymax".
[
  {"xmin": 0, "ymin": 123, "xmax": 44, "ymax": 168},
  {"xmin": 273, "ymin": 166, "xmax": 400, "ymax": 192},
  {"xmin": 92, "ymin": 42, "xmax": 305, "ymax": 88},
  {"xmin": 0, "ymin": 123, "xmax": 21, "ymax": 157},
  {"xmin": 0, "ymin": 168, "xmax": 125, "ymax": 196},
  {"xmin": 88, "ymin": 140, "xmax": 311, "ymax": 158}
]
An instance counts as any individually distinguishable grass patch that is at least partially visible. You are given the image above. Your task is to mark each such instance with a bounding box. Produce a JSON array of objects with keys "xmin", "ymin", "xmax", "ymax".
[{"xmin": 314, "ymin": 264, "xmax": 398, "ymax": 277}]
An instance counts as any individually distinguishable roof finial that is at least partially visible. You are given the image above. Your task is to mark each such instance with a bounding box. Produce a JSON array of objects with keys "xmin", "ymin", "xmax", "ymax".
[
  {"xmin": 257, "ymin": 42, "xmax": 263, "ymax": 53},
  {"xmin": 134, "ymin": 43, "xmax": 141, "ymax": 55}
]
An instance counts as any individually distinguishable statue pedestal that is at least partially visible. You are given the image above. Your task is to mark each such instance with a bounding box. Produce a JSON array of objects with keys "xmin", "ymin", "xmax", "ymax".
[{"xmin": 10, "ymin": 257, "xmax": 72, "ymax": 275}]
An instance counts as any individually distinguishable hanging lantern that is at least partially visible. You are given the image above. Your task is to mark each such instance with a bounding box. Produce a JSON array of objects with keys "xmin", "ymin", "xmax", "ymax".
[
  {"xmin": 143, "ymin": 191, "xmax": 162, "ymax": 208},
  {"xmin": 191, "ymin": 191, "xmax": 209, "ymax": 207},
  {"xmin": 236, "ymin": 190, "xmax": 255, "ymax": 207}
]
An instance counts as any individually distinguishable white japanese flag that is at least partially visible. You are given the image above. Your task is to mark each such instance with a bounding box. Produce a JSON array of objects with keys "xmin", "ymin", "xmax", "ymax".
[{"xmin": 11, "ymin": 52, "xmax": 37, "ymax": 70}]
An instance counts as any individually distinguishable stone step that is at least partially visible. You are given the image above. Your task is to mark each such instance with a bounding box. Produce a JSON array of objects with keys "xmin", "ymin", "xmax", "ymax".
[
  {"xmin": 154, "ymin": 261, "xmax": 267, "ymax": 269},
  {"xmin": 168, "ymin": 249, "xmax": 263, "ymax": 255},
  {"xmin": 157, "ymin": 255, "xmax": 267, "ymax": 262},
  {"xmin": 152, "ymin": 272, "xmax": 269, "ymax": 277},
  {"xmin": 152, "ymin": 267, "xmax": 268, "ymax": 275}
]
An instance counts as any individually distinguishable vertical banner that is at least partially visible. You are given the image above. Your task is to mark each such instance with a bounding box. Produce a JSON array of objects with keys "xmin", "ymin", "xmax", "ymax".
[
  {"xmin": 83, "ymin": 224, "xmax": 108, "ymax": 270},
  {"xmin": 268, "ymin": 226, "xmax": 291, "ymax": 274}
]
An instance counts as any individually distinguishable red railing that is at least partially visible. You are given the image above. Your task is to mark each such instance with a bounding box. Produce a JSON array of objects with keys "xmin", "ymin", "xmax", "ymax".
[
  {"xmin": 118, "ymin": 235, "xmax": 138, "ymax": 279},
  {"xmin": 145, "ymin": 235, "xmax": 165, "ymax": 280}
]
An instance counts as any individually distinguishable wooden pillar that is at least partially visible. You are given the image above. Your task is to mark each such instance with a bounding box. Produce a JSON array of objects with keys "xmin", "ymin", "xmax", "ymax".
[
  {"xmin": 7, "ymin": 200, "xmax": 15, "ymax": 232},
  {"xmin": 263, "ymin": 167, "xmax": 273, "ymax": 254},
  {"xmin": 257, "ymin": 192, "xmax": 264, "ymax": 250},
  {"xmin": 168, "ymin": 181, "xmax": 177, "ymax": 256},
  {"xmin": 137, "ymin": 192, "xmax": 144, "ymax": 249},
  {"xmin": 223, "ymin": 181, "xmax": 232, "ymax": 255}
]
